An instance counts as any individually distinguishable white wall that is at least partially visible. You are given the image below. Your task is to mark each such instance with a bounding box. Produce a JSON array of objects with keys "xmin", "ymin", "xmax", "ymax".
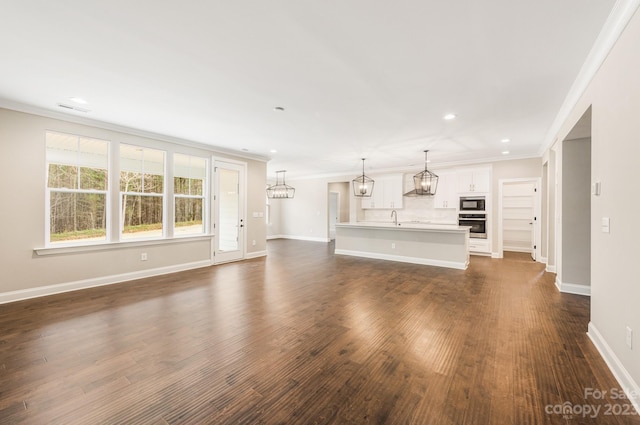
[
  {"xmin": 277, "ymin": 177, "xmax": 336, "ymax": 242},
  {"xmin": 561, "ymin": 138, "xmax": 591, "ymax": 287},
  {"xmin": 546, "ymin": 6, "xmax": 640, "ymax": 404},
  {"xmin": 0, "ymin": 108, "xmax": 266, "ymax": 300}
]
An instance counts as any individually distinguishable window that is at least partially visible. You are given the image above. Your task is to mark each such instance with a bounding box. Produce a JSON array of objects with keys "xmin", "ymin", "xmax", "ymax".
[
  {"xmin": 120, "ymin": 144, "xmax": 165, "ymax": 240},
  {"xmin": 174, "ymin": 154, "xmax": 207, "ymax": 236},
  {"xmin": 46, "ymin": 132, "xmax": 109, "ymax": 244}
]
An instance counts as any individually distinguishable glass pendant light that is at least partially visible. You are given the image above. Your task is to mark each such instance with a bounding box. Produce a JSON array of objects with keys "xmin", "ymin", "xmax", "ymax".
[
  {"xmin": 352, "ymin": 158, "xmax": 375, "ymax": 197},
  {"xmin": 412, "ymin": 150, "xmax": 438, "ymax": 195},
  {"xmin": 266, "ymin": 170, "xmax": 295, "ymax": 199}
]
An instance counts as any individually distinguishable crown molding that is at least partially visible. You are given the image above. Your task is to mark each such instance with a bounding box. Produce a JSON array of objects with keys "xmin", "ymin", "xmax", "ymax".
[
  {"xmin": 283, "ymin": 153, "xmax": 540, "ymax": 181},
  {"xmin": 540, "ymin": 0, "xmax": 640, "ymax": 155},
  {"xmin": 0, "ymin": 98, "xmax": 269, "ymax": 163}
]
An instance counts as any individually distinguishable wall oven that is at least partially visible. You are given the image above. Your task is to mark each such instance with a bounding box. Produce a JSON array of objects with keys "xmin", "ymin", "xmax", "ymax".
[
  {"xmin": 459, "ymin": 196, "xmax": 486, "ymax": 212},
  {"xmin": 458, "ymin": 213, "xmax": 487, "ymax": 239}
]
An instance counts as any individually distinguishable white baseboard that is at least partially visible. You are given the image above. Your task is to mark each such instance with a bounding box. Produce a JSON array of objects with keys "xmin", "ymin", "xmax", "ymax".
[
  {"xmin": 245, "ymin": 250, "xmax": 267, "ymax": 259},
  {"xmin": 540, "ymin": 256, "xmax": 548, "ymax": 265},
  {"xmin": 588, "ymin": 322, "xmax": 640, "ymax": 415},
  {"xmin": 491, "ymin": 251, "xmax": 503, "ymax": 259},
  {"xmin": 335, "ymin": 249, "xmax": 468, "ymax": 270},
  {"xmin": 273, "ymin": 235, "xmax": 331, "ymax": 243},
  {"xmin": 555, "ymin": 277, "xmax": 591, "ymax": 296},
  {"xmin": 546, "ymin": 264, "xmax": 556, "ymax": 273},
  {"xmin": 503, "ymin": 247, "xmax": 531, "ymax": 253},
  {"xmin": 0, "ymin": 260, "xmax": 211, "ymax": 305},
  {"xmin": 266, "ymin": 235, "xmax": 282, "ymax": 240}
]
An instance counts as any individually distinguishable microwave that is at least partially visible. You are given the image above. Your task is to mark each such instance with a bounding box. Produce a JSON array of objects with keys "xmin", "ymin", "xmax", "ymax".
[{"xmin": 459, "ymin": 196, "xmax": 486, "ymax": 212}]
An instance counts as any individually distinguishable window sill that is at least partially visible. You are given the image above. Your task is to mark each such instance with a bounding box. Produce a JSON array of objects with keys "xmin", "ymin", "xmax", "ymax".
[{"xmin": 34, "ymin": 234, "xmax": 213, "ymax": 256}]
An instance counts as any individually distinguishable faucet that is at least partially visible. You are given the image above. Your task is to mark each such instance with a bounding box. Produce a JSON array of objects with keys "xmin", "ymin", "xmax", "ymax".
[{"xmin": 391, "ymin": 209, "xmax": 398, "ymax": 226}]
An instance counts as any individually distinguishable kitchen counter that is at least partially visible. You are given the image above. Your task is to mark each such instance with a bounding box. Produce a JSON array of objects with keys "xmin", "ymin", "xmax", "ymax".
[{"xmin": 335, "ymin": 222, "xmax": 470, "ymax": 269}]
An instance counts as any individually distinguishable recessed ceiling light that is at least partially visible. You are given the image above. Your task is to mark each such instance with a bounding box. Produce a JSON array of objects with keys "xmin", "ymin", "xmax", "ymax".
[
  {"xmin": 443, "ymin": 113, "xmax": 456, "ymax": 120},
  {"xmin": 501, "ymin": 138, "xmax": 511, "ymax": 143},
  {"xmin": 270, "ymin": 149, "xmax": 278, "ymax": 153},
  {"xmin": 242, "ymin": 148, "xmax": 249, "ymax": 152},
  {"xmin": 274, "ymin": 106, "xmax": 285, "ymax": 112},
  {"xmin": 69, "ymin": 97, "xmax": 88, "ymax": 104},
  {"xmin": 502, "ymin": 150, "xmax": 510, "ymax": 155}
]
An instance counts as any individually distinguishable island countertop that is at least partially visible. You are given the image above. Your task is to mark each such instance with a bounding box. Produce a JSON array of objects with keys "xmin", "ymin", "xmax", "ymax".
[
  {"xmin": 334, "ymin": 221, "xmax": 470, "ymax": 270},
  {"xmin": 335, "ymin": 221, "xmax": 468, "ymax": 232}
]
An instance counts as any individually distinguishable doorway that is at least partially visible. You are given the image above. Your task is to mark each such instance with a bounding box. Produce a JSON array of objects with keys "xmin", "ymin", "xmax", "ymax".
[
  {"xmin": 327, "ymin": 182, "xmax": 350, "ymax": 240},
  {"xmin": 498, "ymin": 178, "xmax": 541, "ymax": 260},
  {"xmin": 213, "ymin": 160, "xmax": 246, "ymax": 263},
  {"xmin": 558, "ymin": 107, "xmax": 592, "ymax": 294},
  {"xmin": 329, "ymin": 192, "xmax": 339, "ymax": 240}
]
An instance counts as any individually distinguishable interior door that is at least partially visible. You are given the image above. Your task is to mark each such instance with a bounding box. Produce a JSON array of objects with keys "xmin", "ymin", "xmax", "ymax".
[{"xmin": 214, "ymin": 160, "xmax": 245, "ymax": 263}]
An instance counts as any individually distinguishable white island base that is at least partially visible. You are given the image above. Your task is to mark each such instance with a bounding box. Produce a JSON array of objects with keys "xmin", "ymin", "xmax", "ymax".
[{"xmin": 335, "ymin": 222, "xmax": 470, "ymax": 270}]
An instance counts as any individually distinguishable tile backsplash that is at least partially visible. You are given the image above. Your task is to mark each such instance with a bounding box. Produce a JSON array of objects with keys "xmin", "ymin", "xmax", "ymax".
[{"xmin": 361, "ymin": 195, "xmax": 458, "ymax": 223}]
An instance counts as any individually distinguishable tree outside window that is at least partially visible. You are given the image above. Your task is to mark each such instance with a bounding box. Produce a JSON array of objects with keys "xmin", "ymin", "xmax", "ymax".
[
  {"xmin": 120, "ymin": 144, "xmax": 165, "ymax": 240},
  {"xmin": 174, "ymin": 154, "xmax": 207, "ymax": 236}
]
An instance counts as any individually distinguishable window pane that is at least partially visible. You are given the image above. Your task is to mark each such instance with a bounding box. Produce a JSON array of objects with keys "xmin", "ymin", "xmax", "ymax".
[
  {"xmin": 49, "ymin": 192, "xmax": 107, "ymax": 243},
  {"xmin": 120, "ymin": 144, "xmax": 165, "ymax": 194},
  {"xmin": 121, "ymin": 195, "xmax": 163, "ymax": 239},
  {"xmin": 47, "ymin": 132, "xmax": 108, "ymax": 189},
  {"xmin": 219, "ymin": 168, "xmax": 239, "ymax": 251},
  {"xmin": 143, "ymin": 173, "xmax": 164, "ymax": 193},
  {"xmin": 175, "ymin": 198, "xmax": 204, "ymax": 235},
  {"xmin": 46, "ymin": 132, "xmax": 80, "ymax": 164},
  {"xmin": 120, "ymin": 171, "xmax": 142, "ymax": 192},
  {"xmin": 48, "ymin": 164, "xmax": 78, "ymax": 189},
  {"xmin": 174, "ymin": 154, "xmax": 205, "ymax": 196},
  {"xmin": 80, "ymin": 166, "xmax": 107, "ymax": 191},
  {"xmin": 174, "ymin": 176, "xmax": 190, "ymax": 195},
  {"xmin": 174, "ymin": 177, "xmax": 204, "ymax": 196},
  {"xmin": 120, "ymin": 144, "xmax": 144, "ymax": 172}
]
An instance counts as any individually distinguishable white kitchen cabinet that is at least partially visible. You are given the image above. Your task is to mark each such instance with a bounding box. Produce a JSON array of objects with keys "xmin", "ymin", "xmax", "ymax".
[
  {"xmin": 457, "ymin": 168, "xmax": 491, "ymax": 193},
  {"xmin": 433, "ymin": 171, "xmax": 457, "ymax": 209},
  {"xmin": 468, "ymin": 238, "xmax": 490, "ymax": 255},
  {"xmin": 361, "ymin": 174, "xmax": 403, "ymax": 209}
]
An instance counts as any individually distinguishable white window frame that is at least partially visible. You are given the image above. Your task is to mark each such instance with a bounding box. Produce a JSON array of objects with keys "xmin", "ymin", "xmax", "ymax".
[
  {"xmin": 45, "ymin": 131, "xmax": 110, "ymax": 247},
  {"xmin": 119, "ymin": 144, "xmax": 166, "ymax": 241},
  {"xmin": 173, "ymin": 153, "xmax": 209, "ymax": 237}
]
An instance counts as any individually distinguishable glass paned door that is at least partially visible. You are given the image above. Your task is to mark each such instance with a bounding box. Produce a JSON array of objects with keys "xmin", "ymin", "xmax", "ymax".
[{"xmin": 214, "ymin": 160, "xmax": 245, "ymax": 263}]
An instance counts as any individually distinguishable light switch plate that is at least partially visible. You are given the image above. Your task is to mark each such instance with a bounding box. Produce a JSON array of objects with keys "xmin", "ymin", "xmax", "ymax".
[
  {"xmin": 591, "ymin": 182, "xmax": 601, "ymax": 196},
  {"xmin": 601, "ymin": 217, "xmax": 610, "ymax": 233}
]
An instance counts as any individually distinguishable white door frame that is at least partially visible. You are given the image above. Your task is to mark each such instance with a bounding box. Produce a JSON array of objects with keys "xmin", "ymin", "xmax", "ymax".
[
  {"xmin": 497, "ymin": 177, "xmax": 542, "ymax": 260},
  {"xmin": 212, "ymin": 158, "xmax": 247, "ymax": 264},
  {"xmin": 328, "ymin": 191, "xmax": 340, "ymax": 240}
]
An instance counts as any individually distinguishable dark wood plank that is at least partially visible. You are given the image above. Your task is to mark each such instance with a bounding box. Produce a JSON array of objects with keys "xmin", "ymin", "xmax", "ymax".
[{"xmin": 0, "ymin": 241, "xmax": 638, "ymax": 424}]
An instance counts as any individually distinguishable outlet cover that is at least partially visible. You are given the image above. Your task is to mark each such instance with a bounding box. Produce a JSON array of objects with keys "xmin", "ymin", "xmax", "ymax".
[{"xmin": 626, "ymin": 326, "xmax": 633, "ymax": 349}]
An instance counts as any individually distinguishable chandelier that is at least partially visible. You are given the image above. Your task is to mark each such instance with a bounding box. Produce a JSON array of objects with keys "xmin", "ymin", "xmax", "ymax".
[
  {"xmin": 266, "ymin": 170, "xmax": 295, "ymax": 199},
  {"xmin": 352, "ymin": 158, "xmax": 375, "ymax": 197}
]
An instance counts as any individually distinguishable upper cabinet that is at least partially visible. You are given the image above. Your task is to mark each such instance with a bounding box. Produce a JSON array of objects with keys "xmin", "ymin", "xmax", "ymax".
[
  {"xmin": 361, "ymin": 174, "xmax": 403, "ymax": 209},
  {"xmin": 433, "ymin": 171, "xmax": 457, "ymax": 208},
  {"xmin": 456, "ymin": 168, "xmax": 491, "ymax": 193}
]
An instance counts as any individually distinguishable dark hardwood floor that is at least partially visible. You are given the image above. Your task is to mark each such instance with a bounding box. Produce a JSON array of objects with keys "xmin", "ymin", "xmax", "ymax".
[{"xmin": 1, "ymin": 240, "xmax": 638, "ymax": 424}]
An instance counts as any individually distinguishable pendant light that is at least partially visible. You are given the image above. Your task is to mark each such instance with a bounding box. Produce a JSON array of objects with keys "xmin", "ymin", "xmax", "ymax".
[
  {"xmin": 266, "ymin": 170, "xmax": 295, "ymax": 199},
  {"xmin": 412, "ymin": 150, "xmax": 438, "ymax": 196},
  {"xmin": 352, "ymin": 158, "xmax": 375, "ymax": 197}
]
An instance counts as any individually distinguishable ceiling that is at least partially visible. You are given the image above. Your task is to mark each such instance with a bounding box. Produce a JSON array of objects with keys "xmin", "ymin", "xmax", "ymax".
[{"xmin": 0, "ymin": 0, "xmax": 617, "ymax": 179}]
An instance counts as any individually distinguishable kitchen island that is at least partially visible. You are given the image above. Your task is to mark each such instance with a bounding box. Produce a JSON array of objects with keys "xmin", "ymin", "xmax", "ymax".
[{"xmin": 334, "ymin": 222, "xmax": 470, "ymax": 270}]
